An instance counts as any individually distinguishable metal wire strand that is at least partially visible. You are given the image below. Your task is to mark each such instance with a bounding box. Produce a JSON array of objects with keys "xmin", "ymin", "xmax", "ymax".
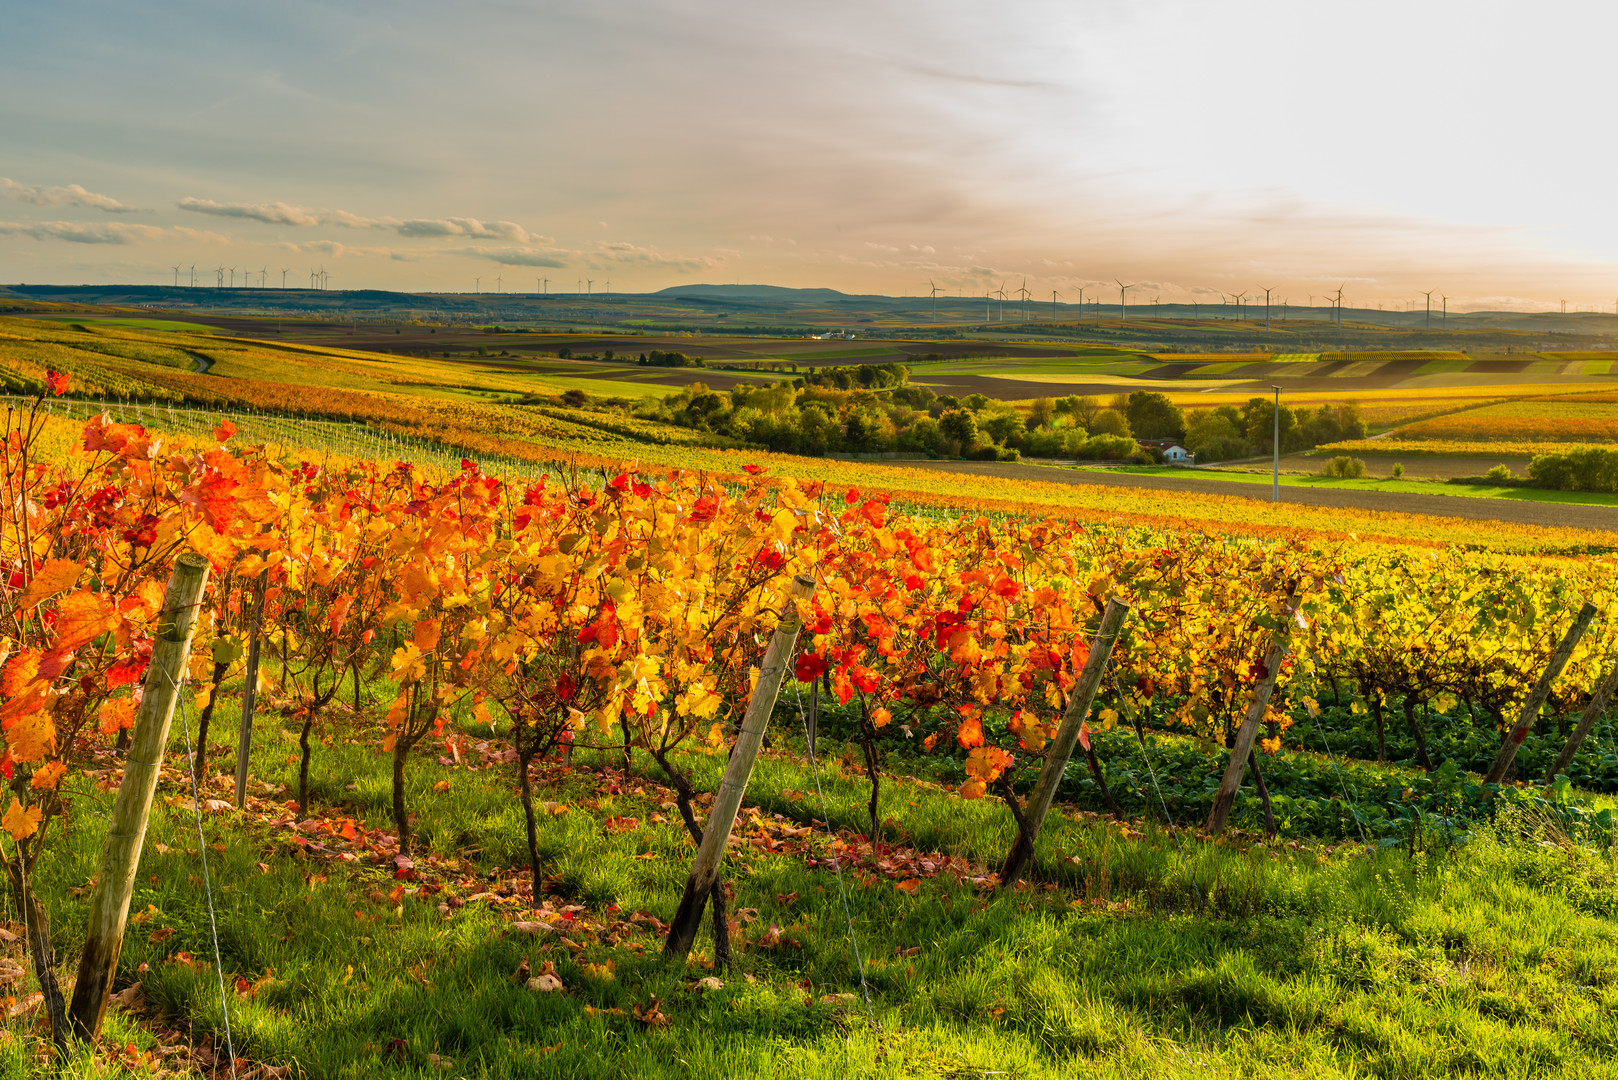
[
  {"xmin": 153, "ymin": 654, "xmax": 239, "ymax": 1079},
  {"xmin": 788, "ymin": 671, "xmax": 877, "ymax": 1031},
  {"xmin": 1308, "ymin": 706, "xmax": 1371, "ymax": 848},
  {"xmin": 1106, "ymin": 664, "xmax": 1205, "ymax": 910}
]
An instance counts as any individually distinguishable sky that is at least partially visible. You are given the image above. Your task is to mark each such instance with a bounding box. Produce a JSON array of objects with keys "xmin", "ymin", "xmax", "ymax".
[{"xmin": 2, "ymin": 0, "xmax": 1615, "ymax": 311}]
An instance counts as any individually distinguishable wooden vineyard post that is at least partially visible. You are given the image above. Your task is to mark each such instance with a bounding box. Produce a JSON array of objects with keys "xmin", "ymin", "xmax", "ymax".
[
  {"xmin": 664, "ymin": 574, "xmax": 814, "ymax": 962},
  {"xmin": 1546, "ymin": 658, "xmax": 1618, "ymax": 783},
  {"xmin": 68, "ymin": 553, "xmax": 210, "ymax": 1041},
  {"xmin": 1204, "ymin": 591, "xmax": 1301, "ymax": 837},
  {"xmin": 1484, "ymin": 601, "xmax": 1596, "ymax": 785},
  {"xmin": 233, "ymin": 574, "xmax": 266, "ymax": 809},
  {"xmin": 998, "ymin": 598, "xmax": 1131, "ymax": 889}
]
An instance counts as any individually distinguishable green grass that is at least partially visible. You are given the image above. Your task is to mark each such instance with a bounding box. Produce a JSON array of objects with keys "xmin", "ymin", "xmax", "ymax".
[
  {"xmin": 1089, "ymin": 465, "xmax": 1618, "ymax": 507},
  {"xmin": 36, "ymin": 316, "xmax": 221, "ymax": 335},
  {"xmin": 11, "ymin": 678, "xmax": 1618, "ymax": 1078}
]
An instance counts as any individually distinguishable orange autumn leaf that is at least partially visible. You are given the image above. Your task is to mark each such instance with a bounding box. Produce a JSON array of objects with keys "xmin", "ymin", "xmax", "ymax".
[
  {"xmin": 0, "ymin": 650, "xmax": 41, "ymax": 699},
  {"xmin": 52, "ymin": 590, "xmax": 119, "ymax": 652},
  {"xmin": 2, "ymin": 800, "xmax": 40, "ymax": 842},
  {"xmin": 15, "ymin": 559, "xmax": 82, "ymax": 610},
  {"xmin": 412, "ymin": 618, "xmax": 442, "ymax": 652},
  {"xmin": 956, "ymin": 715, "xmax": 984, "ymax": 749},
  {"xmin": 327, "ymin": 592, "xmax": 355, "ymax": 637},
  {"xmin": 98, "ymin": 698, "xmax": 137, "ymax": 736},
  {"xmin": 7, "ymin": 710, "xmax": 56, "ymax": 764},
  {"xmin": 29, "ymin": 761, "xmax": 66, "ymax": 792}
]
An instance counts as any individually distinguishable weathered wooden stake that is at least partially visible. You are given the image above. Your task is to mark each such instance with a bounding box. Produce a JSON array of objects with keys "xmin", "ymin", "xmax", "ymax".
[
  {"xmin": 664, "ymin": 574, "xmax": 814, "ymax": 962},
  {"xmin": 1204, "ymin": 592, "xmax": 1300, "ymax": 837},
  {"xmin": 1545, "ymin": 659, "xmax": 1618, "ymax": 783},
  {"xmin": 233, "ymin": 574, "xmax": 266, "ymax": 809},
  {"xmin": 998, "ymin": 598, "xmax": 1131, "ymax": 889},
  {"xmin": 68, "ymin": 552, "xmax": 210, "ymax": 1041},
  {"xmin": 1484, "ymin": 601, "xmax": 1596, "ymax": 785}
]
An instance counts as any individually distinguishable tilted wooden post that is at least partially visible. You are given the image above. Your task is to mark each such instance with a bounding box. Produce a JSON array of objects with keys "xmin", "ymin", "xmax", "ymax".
[
  {"xmin": 233, "ymin": 574, "xmax": 266, "ymax": 809},
  {"xmin": 69, "ymin": 552, "xmax": 210, "ymax": 1041},
  {"xmin": 1546, "ymin": 656, "xmax": 1618, "ymax": 783},
  {"xmin": 1205, "ymin": 592, "xmax": 1300, "ymax": 837},
  {"xmin": 1485, "ymin": 601, "xmax": 1596, "ymax": 785},
  {"xmin": 665, "ymin": 574, "xmax": 814, "ymax": 961},
  {"xmin": 998, "ymin": 598, "xmax": 1130, "ymax": 888}
]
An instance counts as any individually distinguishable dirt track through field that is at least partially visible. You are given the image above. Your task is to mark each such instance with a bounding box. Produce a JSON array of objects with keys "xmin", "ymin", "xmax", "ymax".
[{"xmin": 878, "ymin": 460, "xmax": 1618, "ymax": 534}]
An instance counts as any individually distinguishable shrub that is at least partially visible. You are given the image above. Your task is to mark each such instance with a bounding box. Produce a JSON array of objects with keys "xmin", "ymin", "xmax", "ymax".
[
  {"xmin": 1486, "ymin": 464, "xmax": 1514, "ymax": 482},
  {"xmin": 1391, "ymin": 462, "xmax": 1404, "ymax": 478},
  {"xmin": 1528, "ymin": 447, "xmax": 1618, "ymax": 492},
  {"xmin": 1320, "ymin": 456, "xmax": 1367, "ymax": 479}
]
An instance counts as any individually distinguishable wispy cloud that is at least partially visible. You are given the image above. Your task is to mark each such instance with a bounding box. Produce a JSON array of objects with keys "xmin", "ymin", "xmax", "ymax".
[
  {"xmin": 396, "ymin": 218, "xmax": 542, "ymax": 244},
  {"xmin": 463, "ymin": 245, "xmax": 569, "ymax": 268},
  {"xmin": 177, "ymin": 197, "xmax": 329, "ymax": 227},
  {"xmin": 0, "ymin": 220, "xmax": 164, "ymax": 244},
  {"xmin": 0, "ymin": 179, "xmax": 137, "ymax": 214}
]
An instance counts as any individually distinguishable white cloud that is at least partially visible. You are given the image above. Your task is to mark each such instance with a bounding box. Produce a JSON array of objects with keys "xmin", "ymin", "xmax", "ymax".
[
  {"xmin": 395, "ymin": 218, "xmax": 541, "ymax": 243},
  {"xmin": 0, "ymin": 220, "xmax": 164, "ymax": 244},
  {"xmin": 177, "ymin": 197, "xmax": 324, "ymax": 226},
  {"xmin": 0, "ymin": 179, "xmax": 136, "ymax": 213}
]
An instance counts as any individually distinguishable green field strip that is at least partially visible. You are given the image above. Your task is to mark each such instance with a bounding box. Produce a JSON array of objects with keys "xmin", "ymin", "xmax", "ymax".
[{"xmin": 1415, "ymin": 358, "xmax": 1475, "ymax": 375}]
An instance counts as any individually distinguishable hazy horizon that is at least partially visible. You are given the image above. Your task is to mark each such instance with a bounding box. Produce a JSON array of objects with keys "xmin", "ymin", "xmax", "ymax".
[{"xmin": 4, "ymin": 0, "xmax": 1616, "ymax": 313}]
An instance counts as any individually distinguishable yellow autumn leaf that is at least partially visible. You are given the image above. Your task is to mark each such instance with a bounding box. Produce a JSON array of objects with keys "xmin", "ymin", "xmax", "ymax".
[{"xmin": 2, "ymin": 799, "xmax": 41, "ymax": 842}]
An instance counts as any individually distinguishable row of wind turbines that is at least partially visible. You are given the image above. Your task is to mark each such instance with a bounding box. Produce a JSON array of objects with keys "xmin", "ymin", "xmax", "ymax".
[
  {"xmin": 171, "ymin": 265, "xmax": 332, "ymax": 290},
  {"xmin": 927, "ymin": 278, "xmax": 1462, "ymax": 330},
  {"xmin": 471, "ymin": 278, "xmax": 610, "ymax": 295}
]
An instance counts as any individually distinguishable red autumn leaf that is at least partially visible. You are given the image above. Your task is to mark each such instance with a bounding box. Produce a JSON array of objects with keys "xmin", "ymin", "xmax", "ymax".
[
  {"xmin": 794, "ymin": 652, "xmax": 828, "ymax": 682},
  {"xmin": 44, "ymin": 370, "xmax": 69, "ymax": 396},
  {"xmin": 178, "ymin": 471, "xmax": 240, "ymax": 532},
  {"xmin": 844, "ymin": 488, "xmax": 860, "ymax": 505},
  {"xmin": 742, "ymin": 464, "xmax": 764, "ymax": 475},
  {"xmin": 213, "ymin": 419, "xmax": 237, "ymax": 443},
  {"xmin": 1078, "ymin": 720, "xmax": 1091, "ymax": 752}
]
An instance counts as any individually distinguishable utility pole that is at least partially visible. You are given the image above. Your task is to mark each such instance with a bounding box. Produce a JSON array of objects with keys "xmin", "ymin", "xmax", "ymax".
[{"xmin": 1271, "ymin": 385, "xmax": 1283, "ymax": 503}]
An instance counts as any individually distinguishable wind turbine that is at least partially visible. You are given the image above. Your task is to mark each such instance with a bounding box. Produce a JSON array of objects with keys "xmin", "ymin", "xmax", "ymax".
[
  {"xmin": 996, "ymin": 281, "xmax": 1007, "ymax": 322},
  {"xmin": 281, "ymin": 268, "xmax": 289, "ymax": 288},
  {"xmin": 1441, "ymin": 294, "xmax": 1448, "ymax": 329},
  {"xmin": 587, "ymin": 279, "xmax": 593, "ymax": 295},
  {"xmin": 227, "ymin": 266, "xmax": 236, "ymax": 288},
  {"xmin": 474, "ymin": 277, "xmax": 480, "ymax": 294},
  {"xmin": 1115, "ymin": 280, "xmax": 1134, "ymax": 323},
  {"xmin": 189, "ymin": 264, "xmax": 196, "ymax": 287},
  {"xmin": 1262, "ymin": 286, "xmax": 1277, "ymax": 330},
  {"xmin": 215, "ymin": 265, "xmax": 224, "ymax": 288},
  {"xmin": 496, "ymin": 275, "xmax": 503, "ymax": 293},
  {"xmin": 311, "ymin": 269, "xmax": 318, "ymax": 289},
  {"xmin": 1325, "ymin": 285, "xmax": 1344, "ymax": 327},
  {"xmin": 542, "ymin": 278, "xmax": 548, "ymax": 294},
  {"xmin": 171, "ymin": 265, "xmax": 181, "ymax": 287},
  {"xmin": 1421, "ymin": 289, "xmax": 1436, "ymax": 329},
  {"xmin": 1017, "ymin": 278, "xmax": 1032, "ymax": 321},
  {"xmin": 928, "ymin": 279, "xmax": 943, "ymax": 321},
  {"xmin": 984, "ymin": 289, "xmax": 993, "ymax": 322},
  {"xmin": 604, "ymin": 280, "xmax": 611, "ymax": 293},
  {"xmin": 1050, "ymin": 289, "xmax": 1061, "ymax": 320},
  {"xmin": 259, "ymin": 266, "xmax": 268, "ymax": 288},
  {"xmin": 1230, "ymin": 290, "xmax": 1248, "ymax": 323}
]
